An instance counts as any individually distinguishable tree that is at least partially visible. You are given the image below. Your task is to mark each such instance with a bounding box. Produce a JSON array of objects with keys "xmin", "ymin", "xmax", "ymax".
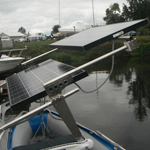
[
  {"xmin": 111, "ymin": 3, "xmax": 121, "ymax": 14},
  {"xmin": 139, "ymin": 25, "xmax": 149, "ymax": 35},
  {"xmin": 103, "ymin": 3, "xmax": 125, "ymax": 24},
  {"xmin": 18, "ymin": 27, "xmax": 26, "ymax": 34},
  {"xmin": 122, "ymin": 0, "xmax": 150, "ymax": 21},
  {"xmin": 52, "ymin": 25, "xmax": 61, "ymax": 34},
  {"xmin": 121, "ymin": 0, "xmax": 150, "ymax": 35}
]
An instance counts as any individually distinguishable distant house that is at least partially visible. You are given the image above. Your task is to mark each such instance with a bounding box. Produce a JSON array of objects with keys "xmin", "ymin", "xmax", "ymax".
[
  {"xmin": 0, "ymin": 32, "xmax": 25, "ymax": 42},
  {"xmin": 29, "ymin": 33, "xmax": 46, "ymax": 41}
]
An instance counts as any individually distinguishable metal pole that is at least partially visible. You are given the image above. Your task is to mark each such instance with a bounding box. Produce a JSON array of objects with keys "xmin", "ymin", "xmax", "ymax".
[
  {"xmin": 63, "ymin": 88, "xmax": 79, "ymax": 98},
  {"xmin": 58, "ymin": 0, "xmax": 61, "ymax": 26},
  {"xmin": 21, "ymin": 48, "xmax": 58, "ymax": 65},
  {"xmin": 92, "ymin": 0, "xmax": 95, "ymax": 27},
  {"xmin": 44, "ymin": 45, "xmax": 127, "ymax": 86},
  {"xmin": 0, "ymin": 88, "xmax": 79, "ymax": 132},
  {"xmin": 0, "ymin": 101, "xmax": 52, "ymax": 132},
  {"xmin": 18, "ymin": 50, "xmax": 23, "ymax": 57},
  {"xmin": 1, "ymin": 48, "xmax": 27, "ymax": 53}
]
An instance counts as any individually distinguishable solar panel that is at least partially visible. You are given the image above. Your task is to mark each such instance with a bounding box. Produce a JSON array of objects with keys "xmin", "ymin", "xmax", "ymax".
[
  {"xmin": 6, "ymin": 59, "xmax": 88, "ymax": 110},
  {"xmin": 49, "ymin": 19, "xmax": 148, "ymax": 51}
]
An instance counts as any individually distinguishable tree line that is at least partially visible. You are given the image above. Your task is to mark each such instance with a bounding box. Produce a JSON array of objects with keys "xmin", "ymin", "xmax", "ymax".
[
  {"xmin": 18, "ymin": 0, "xmax": 150, "ymax": 36},
  {"xmin": 103, "ymin": 0, "xmax": 150, "ymax": 34}
]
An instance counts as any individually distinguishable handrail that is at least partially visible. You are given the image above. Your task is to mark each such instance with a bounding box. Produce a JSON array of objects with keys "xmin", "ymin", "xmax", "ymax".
[
  {"xmin": 1, "ymin": 48, "xmax": 27, "ymax": 53},
  {"xmin": 1, "ymin": 47, "xmax": 27, "ymax": 57}
]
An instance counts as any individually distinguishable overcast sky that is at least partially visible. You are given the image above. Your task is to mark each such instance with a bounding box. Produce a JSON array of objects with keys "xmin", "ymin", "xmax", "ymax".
[{"xmin": 0, "ymin": 0, "xmax": 128, "ymax": 35}]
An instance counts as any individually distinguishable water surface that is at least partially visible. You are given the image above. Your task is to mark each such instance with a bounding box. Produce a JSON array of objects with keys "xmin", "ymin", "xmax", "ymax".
[
  {"xmin": 65, "ymin": 57, "xmax": 150, "ymax": 150},
  {"xmin": 1, "ymin": 57, "xmax": 150, "ymax": 150}
]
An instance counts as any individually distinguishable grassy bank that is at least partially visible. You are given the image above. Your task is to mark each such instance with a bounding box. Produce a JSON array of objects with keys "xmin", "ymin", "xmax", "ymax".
[
  {"xmin": 1, "ymin": 35, "xmax": 150, "ymax": 67},
  {"xmin": 130, "ymin": 36, "xmax": 150, "ymax": 57},
  {"xmin": 11, "ymin": 40, "xmax": 56, "ymax": 57}
]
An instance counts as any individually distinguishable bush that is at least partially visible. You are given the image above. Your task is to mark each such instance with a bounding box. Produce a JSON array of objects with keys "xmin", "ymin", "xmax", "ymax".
[
  {"xmin": 50, "ymin": 52, "xmax": 71, "ymax": 64},
  {"xmin": 139, "ymin": 25, "xmax": 149, "ymax": 35}
]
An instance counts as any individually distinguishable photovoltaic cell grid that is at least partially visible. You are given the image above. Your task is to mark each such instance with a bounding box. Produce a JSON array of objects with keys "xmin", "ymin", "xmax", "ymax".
[
  {"xmin": 6, "ymin": 59, "xmax": 88, "ymax": 110},
  {"xmin": 49, "ymin": 19, "xmax": 148, "ymax": 51}
]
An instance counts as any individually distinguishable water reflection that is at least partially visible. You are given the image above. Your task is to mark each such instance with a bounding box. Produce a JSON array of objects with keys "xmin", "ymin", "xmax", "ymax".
[
  {"xmin": 87, "ymin": 57, "xmax": 150, "ymax": 122},
  {"xmin": 127, "ymin": 69, "xmax": 150, "ymax": 121},
  {"xmin": 108, "ymin": 58, "xmax": 150, "ymax": 122},
  {"xmin": 95, "ymin": 71, "xmax": 99, "ymax": 100}
]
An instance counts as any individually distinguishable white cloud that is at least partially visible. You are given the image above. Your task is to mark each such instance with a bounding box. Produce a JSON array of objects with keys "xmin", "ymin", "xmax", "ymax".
[{"xmin": 0, "ymin": 0, "xmax": 128, "ymax": 35}]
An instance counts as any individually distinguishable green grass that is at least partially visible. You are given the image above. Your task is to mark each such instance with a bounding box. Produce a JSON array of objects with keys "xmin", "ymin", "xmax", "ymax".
[
  {"xmin": 130, "ymin": 35, "xmax": 150, "ymax": 57},
  {"xmin": 13, "ymin": 40, "xmax": 56, "ymax": 57},
  {"xmin": 1, "ymin": 35, "xmax": 150, "ymax": 66},
  {"xmin": 136, "ymin": 35, "xmax": 150, "ymax": 44},
  {"xmin": 0, "ymin": 40, "xmax": 56, "ymax": 56}
]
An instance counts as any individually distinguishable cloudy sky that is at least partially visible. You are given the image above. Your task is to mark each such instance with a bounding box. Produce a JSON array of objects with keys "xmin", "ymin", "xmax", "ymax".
[{"xmin": 0, "ymin": 0, "xmax": 128, "ymax": 35}]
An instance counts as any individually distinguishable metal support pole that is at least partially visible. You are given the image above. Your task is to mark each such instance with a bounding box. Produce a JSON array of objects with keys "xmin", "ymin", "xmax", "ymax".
[
  {"xmin": 51, "ymin": 95, "xmax": 84, "ymax": 141},
  {"xmin": 18, "ymin": 50, "xmax": 23, "ymax": 57},
  {"xmin": 0, "ymin": 88, "xmax": 79, "ymax": 132},
  {"xmin": 92, "ymin": 0, "xmax": 95, "ymax": 27},
  {"xmin": 8, "ymin": 51, "xmax": 11, "ymax": 56},
  {"xmin": 22, "ymin": 48, "xmax": 58, "ymax": 65},
  {"xmin": 44, "ymin": 45, "xmax": 127, "ymax": 87},
  {"xmin": 0, "ymin": 101, "xmax": 52, "ymax": 132}
]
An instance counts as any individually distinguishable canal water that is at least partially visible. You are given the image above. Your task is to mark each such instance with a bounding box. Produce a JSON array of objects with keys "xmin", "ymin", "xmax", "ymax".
[
  {"xmin": 1, "ymin": 57, "xmax": 150, "ymax": 150},
  {"xmin": 65, "ymin": 57, "xmax": 150, "ymax": 150}
]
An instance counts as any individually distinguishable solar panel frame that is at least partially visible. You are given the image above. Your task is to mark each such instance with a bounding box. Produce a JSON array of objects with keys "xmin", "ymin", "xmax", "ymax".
[
  {"xmin": 7, "ymin": 59, "xmax": 88, "ymax": 110},
  {"xmin": 49, "ymin": 19, "xmax": 148, "ymax": 51}
]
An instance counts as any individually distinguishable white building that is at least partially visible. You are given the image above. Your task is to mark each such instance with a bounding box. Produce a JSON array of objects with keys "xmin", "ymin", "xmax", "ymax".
[{"xmin": 0, "ymin": 32, "xmax": 25, "ymax": 42}]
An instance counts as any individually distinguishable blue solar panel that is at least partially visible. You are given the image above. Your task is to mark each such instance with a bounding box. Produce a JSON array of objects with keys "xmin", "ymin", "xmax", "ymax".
[{"xmin": 7, "ymin": 59, "xmax": 88, "ymax": 110}]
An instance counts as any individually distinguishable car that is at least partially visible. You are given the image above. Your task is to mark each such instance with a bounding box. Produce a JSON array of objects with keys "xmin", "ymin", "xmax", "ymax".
[{"xmin": 1, "ymin": 36, "xmax": 10, "ymax": 41}]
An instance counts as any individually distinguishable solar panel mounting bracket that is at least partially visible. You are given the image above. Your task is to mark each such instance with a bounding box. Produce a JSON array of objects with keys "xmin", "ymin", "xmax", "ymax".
[
  {"xmin": 44, "ymin": 74, "xmax": 73, "ymax": 99},
  {"xmin": 48, "ymin": 95, "xmax": 84, "ymax": 142},
  {"xmin": 113, "ymin": 30, "xmax": 124, "ymax": 38},
  {"xmin": 124, "ymin": 38, "xmax": 139, "ymax": 51},
  {"xmin": 115, "ymin": 35, "xmax": 133, "ymax": 41},
  {"xmin": 44, "ymin": 72, "xmax": 85, "ymax": 141}
]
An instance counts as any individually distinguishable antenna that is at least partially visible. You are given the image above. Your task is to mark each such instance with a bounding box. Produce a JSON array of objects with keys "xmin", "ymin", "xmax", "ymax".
[
  {"xmin": 58, "ymin": 0, "xmax": 61, "ymax": 26},
  {"xmin": 92, "ymin": 0, "xmax": 95, "ymax": 27}
]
